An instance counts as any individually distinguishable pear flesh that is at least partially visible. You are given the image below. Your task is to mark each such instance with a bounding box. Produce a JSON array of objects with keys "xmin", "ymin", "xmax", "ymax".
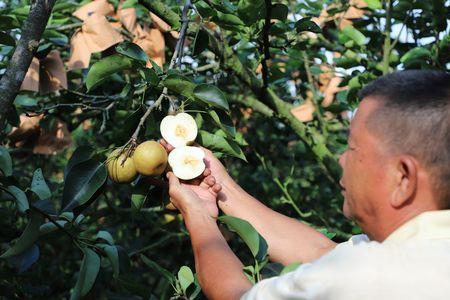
[
  {"xmin": 168, "ymin": 146, "xmax": 205, "ymax": 180},
  {"xmin": 160, "ymin": 113, "xmax": 198, "ymax": 148}
]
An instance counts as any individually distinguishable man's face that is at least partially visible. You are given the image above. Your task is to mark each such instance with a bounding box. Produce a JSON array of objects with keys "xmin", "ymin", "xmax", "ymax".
[{"xmin": 338, "ymin": 98, "xmax": 393, "ymax": 227}]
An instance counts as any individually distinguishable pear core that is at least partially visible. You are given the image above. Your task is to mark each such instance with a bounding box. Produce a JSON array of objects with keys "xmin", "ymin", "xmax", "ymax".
[
  {"xmin": 168, "ymin": 146, "xmax": 205, "ymax": 180},
  {"xmin": 160, "ymin": 113, "xmax": 198, "ymax": 147}
]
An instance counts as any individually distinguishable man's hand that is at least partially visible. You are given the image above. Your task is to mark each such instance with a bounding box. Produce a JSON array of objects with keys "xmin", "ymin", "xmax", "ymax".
[
  {"xmin": 160, "ymin": 139, "xmax": 232, "ymax": 185},
  {"xmin": 167, "ymin": 169, "xmax": 221, "ymax": 218}
]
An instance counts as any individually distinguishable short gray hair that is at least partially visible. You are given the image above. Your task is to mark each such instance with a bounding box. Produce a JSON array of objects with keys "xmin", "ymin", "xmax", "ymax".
[{"xmin": 360, "ymin": 70, "xmax": 450, "ymax": 208}]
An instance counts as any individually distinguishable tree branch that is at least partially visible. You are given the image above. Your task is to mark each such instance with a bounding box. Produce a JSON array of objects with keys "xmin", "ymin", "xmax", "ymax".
[
  {"xmin": 261, "ymin": 0, "xmax": 272, "ymax": 88},
  {"xmin": 138, "ymin": 0, "xmax": 182, "ymax": 30},
  {"xmin": 0, "ymin": 0, "xmax": 58, "ymax": 132},
  {"xmin": 125, "ymin": 0, "xmax": 191, "ymax": 147},
  {"xmin": 382, "ymin": 0, "xmax": 393, "ymax": 75},
  {"xmin": 144, "ymin": 0, "xmax": 341, "ymax": 185}
]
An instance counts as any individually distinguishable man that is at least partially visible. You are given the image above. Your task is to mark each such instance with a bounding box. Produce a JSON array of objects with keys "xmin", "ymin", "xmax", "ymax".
[{"xmin": 163, "ymin": 70, "xmax": 450, "ymax": 299}]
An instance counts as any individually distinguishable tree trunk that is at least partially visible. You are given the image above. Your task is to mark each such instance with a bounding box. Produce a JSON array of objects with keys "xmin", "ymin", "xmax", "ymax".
[{"xmin": 0, "ymin": 0, "xmax": 57, "ymax": 132}]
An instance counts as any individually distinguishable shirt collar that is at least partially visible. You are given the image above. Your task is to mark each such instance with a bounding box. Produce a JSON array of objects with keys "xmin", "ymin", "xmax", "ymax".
[{"xmin": 383, "ymin": 210, "xmax": 450, "ymax": 244}]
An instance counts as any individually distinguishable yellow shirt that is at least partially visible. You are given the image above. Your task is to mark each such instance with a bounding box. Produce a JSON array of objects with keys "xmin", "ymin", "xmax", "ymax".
[{"xmin": 242, "ymin": 210, "xmax": 450, "ymax": 300}]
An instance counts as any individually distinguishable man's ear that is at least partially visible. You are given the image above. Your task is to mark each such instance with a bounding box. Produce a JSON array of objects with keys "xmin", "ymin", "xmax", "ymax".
[{"xmin": 390, "ymin": 155, "xmax": 417, "ymax": 208}]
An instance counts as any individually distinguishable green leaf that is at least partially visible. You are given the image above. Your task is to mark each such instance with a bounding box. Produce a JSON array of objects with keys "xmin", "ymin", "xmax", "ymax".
[
  {"xmin": 237, "ymin": 0, "xmax": 265, "ymax": 25},
  {"xmin": 31, "ymin": 168, "xmax": 51, "ymax": 200},
  {"xmin": 0, "ymin": 16, "xmax": 20, "ymax": 30},
  {"xmin": 14, "ymin": 94, "xmax": 38, "ymax": 107},
  {"xmin": 317, "ymin": 228, "xmax": 337, "ymax": 239},
  {"xmin": 0, "ymin": 146, "xmax": 12, "ymax": 177},
  {"xmin": 218, "ymin": 215, "xmax": 268, "ymax": 261},
  {"xmin": 97, "ymin": 243, "xmax": 119, "ymax": 278},
  {"xmin": 193, "ymin": 29, "xmax": 209, "ymax": 56},
  {"xmin": 116, "ymin": 42, "xmax": 148, "ymax": 63},
  {"xmin": 363, "ymin": 0, "xmax": 382, "ymax": 9},
  {"xmin": 280, "ymin": 262, "xmax": 301, "ymax": 275},
  {"xmin": 131, "ymin": 192, "xmax": 147, "ymax": 216},
  {"xmin": 341, "ymin": 25, "xmax": 366, "ymax": 46},
  {"xmin": 86, "ymin": 54, "xmax": 134, "ymax": 91},
  {"xmin": 178, "ymin": 266, "xmax": 195, "ymax": 294},
  {"xmin": 139, "ymin": 68, "xmax": 159, "ymax": 86},
  {"xmin": 197, "ymin": 130, "xmax": 246, "ymax": 161},
  {"xmin": 195, "ymin": 1, "xmax": 217, "ymax": 18},
  {"xmin": 1, "ymin": 212, "xmax": 42, "ymax": 258},
  {"xmin": 60, "ymin": 211, "xmax": 75, "ymax": 222},
  {"xmin": 8, "ymin": 243, "xmax": 39, "ymax": 274},
  {"xmin": 7, "ymin": 186, "xmax": 29, "ymax": 214},
  {"xmin": 42, "ymin": 30, "xmax": 68, "ymax": 46},
  {"xmin": 122, "ymin": 0, "xmax": 138, "ymax": 9},
  {"xmin": 70, "ymin": 248, "xmax": 100, "ymax": 300},
  {"xmin": 62, "ymin": 159, "xmax": 107, "ymax": 212},
  {"xmin": 96, "ymin": 230, "xmax": 114, "ymax": 245},
  {"xmin": 295, "ymin": 17, "xmax": 321, "ymax": 33},
  {"xmin": 208, "ymin": 110, "xmax": 236, "ymax": 138},
  {"xmin": 215, "ymin": 11, "xmax": 245, "ymax": 27},
  {"xmin": 400, "ymin": 47, "xmax": 432, "ymax": 64},
  {"xmin": 0, "ymin": 31, "xmax": 15, "ymax": 46},
  {"xmin": 271, "ymin": 3, "xmax": 289, "ymax": 21},
  {"xmin": 149, "ymin": 59, "xmax": 163, "ymax": 75},
  {"xmin": 140, "ymin": 254, "xmax": 176, "ymax": 284},
  {"xmin": 39, "ymin": 220, "xmax": 67, "ymax": 235},
  {"xmin": 193, "ymin": 84, "xmax": 230, "ymax": 111},
  {"xmin": 162, "ymin": 74, "xmax": 196, "ymax": 98},
  {"xmin": 65, "ymin": 146, "xmax": 95, "ymax": 180}
]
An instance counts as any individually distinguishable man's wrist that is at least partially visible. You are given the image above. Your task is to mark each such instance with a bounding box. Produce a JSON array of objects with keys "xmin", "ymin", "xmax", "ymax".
[{"xmin": 183, "ymin": 210, "xmax": 218, "ymax": 230}]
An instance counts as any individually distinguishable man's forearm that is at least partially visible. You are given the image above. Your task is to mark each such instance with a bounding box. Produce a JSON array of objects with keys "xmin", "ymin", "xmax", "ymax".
[
  {"xmin": 218, "ymin": 177, "xmax": 337, "ymax": 265},
  {"xmin": 184, "ymin": 212, "xmax": 252, "ymax": 300}
]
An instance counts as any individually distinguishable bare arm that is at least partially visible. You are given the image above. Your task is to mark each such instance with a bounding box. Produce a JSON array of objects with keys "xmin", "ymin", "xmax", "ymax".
[
  {"xmin": 160, "ymin": 140, "xmax": 337, "ymax": 265},
  {"xmin": 166, "ymin": 172, "xmax": 252, "ymax": 299},
  {"xmin": 218, "ymin": 175, "xmax": 337, "ymax": 265},
  {"xmin": 186, "ymin": 212, "xmax": 252, "ymax": 300}
]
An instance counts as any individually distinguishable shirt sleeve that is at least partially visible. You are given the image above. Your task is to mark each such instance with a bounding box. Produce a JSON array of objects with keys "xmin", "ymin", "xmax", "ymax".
[{"xmin": 241, "ymin": 235, "xmax": 374, "ymax": 300}]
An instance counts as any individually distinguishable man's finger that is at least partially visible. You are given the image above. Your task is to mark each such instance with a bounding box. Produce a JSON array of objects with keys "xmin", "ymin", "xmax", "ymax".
[
  {"xmin": 204, "ymin": 175, "xmax": 216, "ymax": 186},
  {"xmin": 211, "ymin": 183, "xmax": 222, "ymax": 193},
  {"xmin": 159, "ymin": 139, "xmax": 175, "ymax": 152},
  {"xmin": 202, "ymin": 168, "xmax": 211, "ymax": 177},
  {"xmin": 167, "ymin": 172, "xmax": 180, "ymax": 187}
]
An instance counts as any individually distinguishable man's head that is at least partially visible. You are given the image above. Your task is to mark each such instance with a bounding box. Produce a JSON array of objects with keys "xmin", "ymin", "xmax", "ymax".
[{"xmin": 339, "ymin": 70, "xmax": 450, "ymax": 241}]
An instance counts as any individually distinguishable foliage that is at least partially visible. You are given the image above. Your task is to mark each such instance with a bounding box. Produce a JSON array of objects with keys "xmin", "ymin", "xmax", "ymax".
[{"xmin": 0, "ymin": 0, "xmax": 449, "ymax": 298}]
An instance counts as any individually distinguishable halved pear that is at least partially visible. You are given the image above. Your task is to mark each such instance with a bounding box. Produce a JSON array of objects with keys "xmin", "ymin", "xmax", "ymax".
[
  {"xmin": 168, "ymin": 146, "xmax": 205, "ymax": 180},
  {"xmin": 160, "ymin": 113, "xmax": 198, "ymax": 148}
]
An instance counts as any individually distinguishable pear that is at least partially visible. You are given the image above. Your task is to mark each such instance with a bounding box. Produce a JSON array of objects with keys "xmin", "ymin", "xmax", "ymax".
[
  {"xmin": 133, "ymin": 141, "xmax": 168, "ymax": 176},
  {"xmin": 107, "ymin": 149, "xmax": 138, "ymax": 183},
  {"xmin": 168, "ymin": 146, "xmax": 205, "ymax": 180},
  {"xmin": 160, "ymin": 112, "xmax": 198, "ymax": 148}
]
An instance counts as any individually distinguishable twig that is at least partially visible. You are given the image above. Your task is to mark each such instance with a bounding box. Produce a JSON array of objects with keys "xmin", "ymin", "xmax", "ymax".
[
  {"xmin": 302, "ymin": 52, "xmax": 327, "ymax": 136},
  {"xmin": 124, "ymin": 0, "xmax": 192, "ymax": 147},
  {"xmin": 382, "ymin": 0, "xmax": 393, "ymax": 75},
  {"xmin": 64, "ymin": 88, "xmax": 118, "ymax": 100},
  {"xmin": 99, "ymin": 102, "xmax": 116, "ymax": 133},
  {"xmin": 128, "ymin": 232, "xmax": 186, "ymax": 256},
  {"xmin": 48, "ymin": 22, "xmax": 83, "ymax": 31},
  {"xmin": 261, "ymin": 0, "xmax": 272, "ymax": 88},
  {"xmin": 30, "ymin": 205, "xmax": 77, "ymax": 241},
  {"xmin": 390, "ymin": 2, "xmax": 414, "ymax": 51}
]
